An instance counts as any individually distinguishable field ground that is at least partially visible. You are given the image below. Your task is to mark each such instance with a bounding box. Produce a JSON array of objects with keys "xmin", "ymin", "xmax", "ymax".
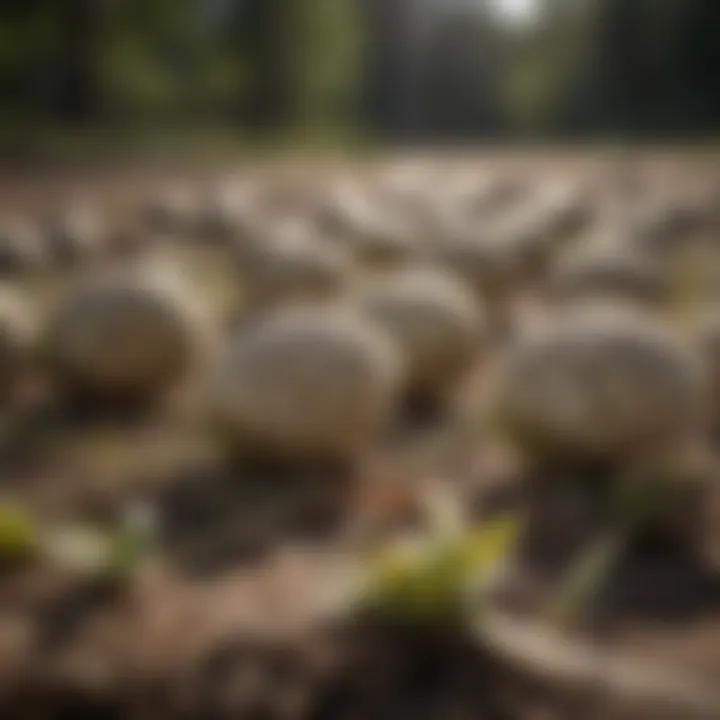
[{"xmin": 0, "ymin": 151, "xmax": 718, "ymax": 718}]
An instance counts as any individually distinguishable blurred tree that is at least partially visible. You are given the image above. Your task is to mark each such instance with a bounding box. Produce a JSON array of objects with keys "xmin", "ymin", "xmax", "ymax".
[
  {"xmin": 103, "ymin": 0, "xmax": 241, "ymax": 123},
  {"xmin": 235, "ymin": 0, "xmax": 288, "ymax": 129},
  {"xmin": 238, "ymin": 0, "xmax": 360, "ymax": 134},
  {"xmin": 420, "ymin": 5, "xmax": 506, "ymax": 139},
  {"xmin": 591, "ymin": 0, "xmax": 681, "ymax": 135},
  {"xmin": 0, "ymin": 0, "xmax": 719, "ymax": 145},
  {"xmin": 503, "ymin": 0, "xmax": 578, "ymax": 136},
  {"xmin": 286, "ymin": 0, "xmax": 361, "ymax": 131},
  {"xmin": 554, "ymin": 0, "xmax": 720, "ymax": 138},
  {"xmin": 0, "ymin": 0, "xmax": 112, "ymax": 122},
  {"xmin": 360, "ymin": 0, "xmax": 509, "ymax": 141},
  {"xmin": 0, "ymin": 1, "xmax": 68, "ymax": 122},
  {"xmin": 675, "ymin": 0, "xmax": 720, "ymax": 133},
  {"xmin": 0, "ymin": 0, "xmax": 244, "ymax": 129},
  {"xmin": 55, "ymin": 0, "xmax": 110, "ymax": 120},
  {"xmin": 360, "ymin": 0, "xmax": 433, "ymax": 139}
]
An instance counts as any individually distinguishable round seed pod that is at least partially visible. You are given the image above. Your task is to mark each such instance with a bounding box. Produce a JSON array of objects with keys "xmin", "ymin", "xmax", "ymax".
[
  {"xmin": 492, "ymin": 210, "xmax": 559, "ymax": 286},
  {"xmin": 0, "ymin": 219, "xmax": 48, "ymax": 276},
  {"xmin": 355, "ymin": 266, "xmax": 487, "ymax": 406},
  {"xmin": 238, "ymin": 219, "xmax": 352, "ymax": 311},
  {"xmin": 41, "ymin": 266, "xmax": 205, "ymax": 406},
  {"xmin": 0, "ymin": 288, "xmax": 38, "ymax": 403},
  {"xmin": 540, "ymin": 182, "xmax": 594, "ymax": 241},
  {"xmin": 324, "ymin": 202, "xmax": 418, "ymax": 269},
  {"xmin": 380, "ymin": 178, "xmax": 458, "ymax": 241},
  {"xmin": 494, "ymin": 185, "xmax": 592, "ymax": 286},
  {"xmin": 482, "ymin": 172, "xmax": 528, "ymax": 215},
  {"xmin": 210, "ymin": 305, "xmax": 403, "ymax": 465},
  {"xmin": 104, "ymin": 219, "xmax": 150, "ymax": 260},
  {"xmin": 429, "ymin": 228, "xmax": 519, "ymax": 305},
  {"xmin": 143, "ymin": 183, "xmax": 199, "ymax": 236},
  {"xmin": 496, "ymin": 304, "xmax": 707, "ymax": 464},
  {"xmin": 629, "ymin": 199, "xmax": 704, "ymax": 260},
  {"xmin": 44, "ymin": 204, "xmax": 106, "ymax": 267},
  {"xmin": 199, "ymin": 181, "xmax": 256, "ymax": 243},
  {"xmin": 352, "ymin": 217, "xmax": 416, "ymax": 268},
  {"xmin": 551, "ymin": 240, "xmax": 670, "ymax": 307},
  {"xmin": 690, "ymin": 308, "xmax": 720, "ymax": 427},
  {"xmin": 314, "ymin": 183, "xmax": 371, "ymax": 239}
]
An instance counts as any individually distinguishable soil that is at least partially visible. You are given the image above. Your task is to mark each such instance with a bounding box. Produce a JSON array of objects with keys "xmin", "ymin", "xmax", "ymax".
[{"xmin": 0, "ymin": 154, "xmax": 717, "ymax": 719}]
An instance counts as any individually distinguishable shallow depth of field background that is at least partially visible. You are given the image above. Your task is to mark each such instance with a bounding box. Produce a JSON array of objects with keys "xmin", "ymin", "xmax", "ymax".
[
  {"xmin": 0, "ymin": 2, "xmax": 719, "ymax": 719},
  {"xmin": 0, "ymin": 0, "xmax": 718, "ymax": 155}
]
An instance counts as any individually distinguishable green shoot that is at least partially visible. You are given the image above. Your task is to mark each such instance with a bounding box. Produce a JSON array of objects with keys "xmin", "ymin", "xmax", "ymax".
[
  {"xmin": 0, "ymin": 502, "xmax": 42, "ymax": 560},
  {"xmin": 359, "ymin": 514, "xmax": 520, "ymax": 624},
  {"xmin": 547, "ymin": 533, "xmax": 625, "ymax": 627}
]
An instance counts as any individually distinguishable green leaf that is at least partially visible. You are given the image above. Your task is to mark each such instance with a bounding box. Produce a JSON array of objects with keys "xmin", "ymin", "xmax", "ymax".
[
  {"xmin": 44, "ymin": 526, "xmax": 113, "ymax": 574},
  {"xmin": 45, "ymin": 514, "xmax": 153, "ymax": 579},
  {"xmin": 102, "ymin": 527, "xmax": 151, "ymax": 578},
  {"xmin": 548, "ymin": 533, "xmax": 625, "ymax": 625},
  {"xmin": 455, "ymin": 515, "xmax": 521, "ymax": 571},
  {"xmin": 0, "ymin": 503, "xmax": 41, "ymax": 559},
  {"xmin": 359, "ymin": 515, "xmax": 520, "ymax": 622}
]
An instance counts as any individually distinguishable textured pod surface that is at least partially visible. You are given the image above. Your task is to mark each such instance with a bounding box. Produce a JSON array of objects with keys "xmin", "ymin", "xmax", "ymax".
[
  {"xmin": 539, "ymin": 183, "xmax": 594, "ymax": 240},
  {"xmin": 143, "ymin": 184, "xmax": 200, "ymax": 236},
  {"xmin": 44, "ymin": 204, "xmax": 106, "ymax": 266},
  {"xmin": 211, "ymin": 305, "xmax": 402, "ymax": 463},
  {"xmin": 199, "ymin": 181, "xmax": 257, "ymax": 242},
  {"xmin": 314, "ymin": 183, "xmax": 372, "ymax": 238},
  {"xmin": 356, "ymin": 267, "xmax": 486, "ymax": 402},
  {"xmin": 0, "ymin": 220, "xmax": 48, "ymax": 276},
  {"xmin": 0, "ymin": 288, "xmax": 37, "ymax": 403},
  {"xmin": 42, "ymin": 267, "xmax": 204, "ymax": 403},
  {"xmin": 497, "ymin": 304, "xmax": 707, "ymax": 463},
  {"xmin": 430, "ymin": 230, "xmax": 519, "ymax": 303},
  {"xmin": 551, "ymin": 240, "xmax": 670, "ymax": 306},
  {"xmin": 239, "ymin": 220, "xmax": 352, "ymax": 310},
  {"xmin": 628, "ymin": 199, "xmax": 706, "ymax": 260},
  {"xmin": 692, "ymin": 308, "xmax": 720, "ymax": 424},
  {"xmin": 342, "ymin": 213, "xmax": 417, "ymax": 269},
  {"xmin": 493, "ymin": 210, "xmax": 560, "ymax": 285}
]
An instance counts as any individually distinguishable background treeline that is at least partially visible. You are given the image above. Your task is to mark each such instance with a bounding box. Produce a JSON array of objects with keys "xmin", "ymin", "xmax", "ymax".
[{"xmin": 0, "ymin": 0, "xmax": 719, "ymax": 146}]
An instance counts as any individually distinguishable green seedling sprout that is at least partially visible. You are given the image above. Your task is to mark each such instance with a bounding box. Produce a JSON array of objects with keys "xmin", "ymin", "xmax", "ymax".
[
  {"xmin": 0, "ymin": 499, "xmax": 156, "ymax": 579},
  {"xmin": 547, "ymin": 533, "xmax": 624, "ymax": 627},
  {"xmin": 0, "ymin": 502, "xmax": 42, "ymax": 560},
  {"xmin": 548, "ymin": 464, "xmax": 704, "ymax": 626},
  {"xmin": 49, "ymin": 501, "xmax": 157, "ymax": 580},
  {"xmin": 102, "ymin": 503, "xmax": 157, "ymax": 579},
  {"xmin": 359, "ymin": 485, "xmax": 520, "ymax": 624}
]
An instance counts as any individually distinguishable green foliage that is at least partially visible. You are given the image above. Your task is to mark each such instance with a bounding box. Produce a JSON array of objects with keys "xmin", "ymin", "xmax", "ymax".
[
  {"xmin": 102, "ymin": 0, "xmax": 243, "ymax": 121},
  {"xmin": 360, "ymin": 515, "xmax": 520, "ymax": 624},
  {"xmin": 102, "ymin": 526, "xmax": 153, "ymax": 578},
  {"xmin": 1, "ymin": 0, "xmax": 720, "ymax": 144},
  {"xmin": 46, "ymin": 520, "xmax": 153, "ymax": 578},
  {"xmin": 286, "ymin": 0, "xmax": 360, "ymax": 128},
  {"xmin": 0, "ymin": 498, "xmax": 154, "ymax": 578},
  {"xmin": 45, "ymin": 526, "xmax": 116, "ymax": 575},
  {"xmin": 240, "ymin": 0, "xmax": 360, "ymax": 132},
  {"xmin": 548, "ymin": 457, "xmax": 709, "ymax": 625},
  {"xmin": 548, "ymin": 533, "xmax": 623, "ymax": 626},
  {"xmin": 0, "ymin": 503, "xmax": 41, "ymax": 560},
  {"xmin": 422, "ymin": 5, "xmax": 506, "ymax": 137}
]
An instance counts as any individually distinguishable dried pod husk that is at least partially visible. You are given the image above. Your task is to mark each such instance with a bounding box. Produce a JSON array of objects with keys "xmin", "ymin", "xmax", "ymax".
[
  {"xmin": 496, "ymin": 303, "xmax": 708, "ymax": 467},
  {"xmin": 42, "ymin": 265, "xmax": 208, "ymax": 408},
  {"xmin": 209, "ymin": 305, "xmax": 403, "ymax": 468},
  {"xmin": 356, "ymin": 266, "xmax": 487, "ymax": 411}
]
